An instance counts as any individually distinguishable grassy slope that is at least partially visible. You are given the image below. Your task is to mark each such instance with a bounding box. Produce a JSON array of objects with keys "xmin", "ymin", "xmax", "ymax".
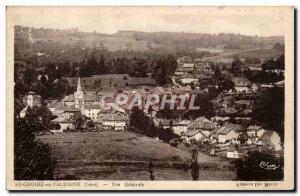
[
  {"xmin": 33, "ymin": 32, "xmax": 169, "ymax": 52},
  {"xmin": 37, "ymin": 132, "xmax": 236, "ymax": 180},
  {"xmin": 37, "ymin": 132, "xmax": 191, "ymax": 163}
]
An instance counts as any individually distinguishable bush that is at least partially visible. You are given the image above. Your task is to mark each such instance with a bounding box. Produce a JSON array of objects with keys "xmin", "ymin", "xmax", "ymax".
[{"xmin": 234, "ymin": 150, "xmax": 283, "ymax": 181}]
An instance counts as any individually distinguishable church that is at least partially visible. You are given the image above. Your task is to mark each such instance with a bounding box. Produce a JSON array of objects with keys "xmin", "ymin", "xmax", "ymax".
[
  {"xmin": 48, "ymin": 77, "xmax": 129, "ymax": 132},
  {"xmin": 48, "ymin": 77, "xmax": 102, "ymax": 118}
]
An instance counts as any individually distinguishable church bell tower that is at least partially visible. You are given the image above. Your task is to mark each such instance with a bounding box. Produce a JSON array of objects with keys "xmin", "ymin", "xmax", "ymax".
[{"xmin": 74, "ymin": 77, "xmax": 84, "ymax": 110}]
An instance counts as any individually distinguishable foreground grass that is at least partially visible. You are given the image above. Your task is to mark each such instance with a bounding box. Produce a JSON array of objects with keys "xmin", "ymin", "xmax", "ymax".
[{"xmin": 37, "ymin": 131, "xmax": 236, "ymax": 180}]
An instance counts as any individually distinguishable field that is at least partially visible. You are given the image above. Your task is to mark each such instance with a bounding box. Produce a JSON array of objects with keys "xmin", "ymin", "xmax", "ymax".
[
  {"xmin": 202, "ymin": 48, "xmax": 284, "ymax": 63},
  {"xmin": 63, "ymin": 74, "xmax": 155, "ymax": 90},
  {"xmin": 37, "ymin": 131, "xmax": 236, "ymax": 180}
]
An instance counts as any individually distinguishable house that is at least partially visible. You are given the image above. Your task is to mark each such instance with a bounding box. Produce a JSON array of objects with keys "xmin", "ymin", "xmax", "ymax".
[
  {"xmin": 174, "ymin": 67, "xmax": 185, "ymax": 76},
  {"xmin": 24, "ymin": 91, "xmax": 41, "ymax": 107},
  {"xmin": 20, "ymin": 91, "xmax": 41, "ymax": 118},
  {"xmin": 180, "ymin": 73, "xmax": 198, "ymax": 85},
  {"xmin": 195, "ymin": 62, "xmax": 206, "ymax": 72},
  {"xmin": 195, "ymin": 62, "xmax": 214, "ymax": 75},
  {"xmin": 48, "ymin": 101, "xmax": 64, "ymax": 113},
  {"xmin": 235, "ymin": 100, "xmax": 253, "ymax": 109},
  {"xmin": 246, "ymin": 125, "xmax": 266, "ymax": 137},
  {"xmin": 211, "ymin": 116, "xmax": 230, "ymax": 124},
  {"xmin": 84, "ymin": 104, "xmax": 101, "ymax": 120},
  {"xmin": 154, "ymin": 118, "xmax": 173, "ymax": 129},
  {"xmin": 19, "ymin": 106, "xmax": 29, "ymax": 118},
  {"xmin": 56, "ymin": 105, "xmax": 81, "ymax": 119},
  {"xmin": 172, "ymin": 120, "xmax": 193, "ymax": 135},
  {"xmin": 248, "ymin": 66, "xmax": 262, "ymax": 72},
  {"xmin": 183, "ymin": 129, "xmax": 205, "ymax": 143},
  {"xmin": 100, "ymin": 112, "xmax": 128, "ymax": 131},
  {"xmin": 187, "ymin": 121, "xmax": 218, "ymax": 136},
  {"xmin": 51, "ymin": 116, "xmax": 75, "ymax": 133},
  {"xmin": 232, "ymin": 77, "xmax": 251, "ymax": 93},
  {"xmin": 193, "ymin": 116, "xmax": 211, "ymax": 124},
  {"xmin": 223, "ymin": 123, "xmax": 245, "ymax": 134},
  {"xmin": 182, "ymin": 63, "xmax": 195, "ymax": 72},
  {"xmin": 219, "ymin": 107, "xmax": 238, "ymax": 117},
  {"xmin": 213, "ymin": 126, "xmax": 239, "ymax": 143},
  {"xmin": 274, "ymin": 80, "xmax": 284, "ymax": 88},
  {"xmin": 259, "ymin": 131, "xmax": 282, "ymax": 151},
  {"xmin": 251, "ymin": 83, "xmax": 260, "ymax": 93}
]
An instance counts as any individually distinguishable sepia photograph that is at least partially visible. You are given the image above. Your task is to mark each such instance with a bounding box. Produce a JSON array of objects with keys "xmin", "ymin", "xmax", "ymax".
[{"xmin": 6, "ymin": 6, "xmax": 294, "ymax": 190}]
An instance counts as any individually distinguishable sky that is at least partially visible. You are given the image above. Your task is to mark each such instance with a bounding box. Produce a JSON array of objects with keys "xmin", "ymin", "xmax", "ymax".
[{"xmin": 7, "ymin": 6, "xmax": 289, "ymax": 36}]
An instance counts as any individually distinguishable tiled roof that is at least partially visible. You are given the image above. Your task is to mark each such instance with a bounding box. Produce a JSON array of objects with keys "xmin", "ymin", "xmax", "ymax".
[
  {"xmin": 174, "ymin": 120, "xmax": 192, "ymax": 126},
  {"xmin": 215, "ymin": 126, "xmax": 234, "ymax": 135},
  {"xmin": 247, "ymin": 125, "xmax": 263, "ymax": 130},
  {"xmin": 223, "ymin": 123, "xmax": 245, "ymax": 131},
  {"xmin": 184, "ymin": 129, "xmax": 203, "ymax": 137},
  {"xmin": 194, "ymin": 116, "xmax": 211, "ymax": 123},
  {"xmin": 188, "ymin": 122, "xmax": 217, "ymax": 130}
]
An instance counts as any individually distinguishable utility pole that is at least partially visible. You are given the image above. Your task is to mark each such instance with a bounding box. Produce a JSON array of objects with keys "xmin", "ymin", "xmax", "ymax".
[{"xmin": 191, "ymin": 148, "xmax": 199, "ymax": 181}]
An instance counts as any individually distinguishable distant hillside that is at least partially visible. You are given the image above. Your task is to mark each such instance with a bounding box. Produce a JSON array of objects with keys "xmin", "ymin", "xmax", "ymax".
[{"xmin": 15, "ymin": 26, "xmax": 284, "ymax": 53}]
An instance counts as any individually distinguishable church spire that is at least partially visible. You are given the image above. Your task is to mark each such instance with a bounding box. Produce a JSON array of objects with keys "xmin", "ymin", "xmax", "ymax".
[{"xmin": 77, "ymin": 77, "xmax": 82, "ymax": 92}]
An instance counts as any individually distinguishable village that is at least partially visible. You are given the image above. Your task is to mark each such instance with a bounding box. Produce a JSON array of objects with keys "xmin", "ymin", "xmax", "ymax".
[{"xmin": 19, "ymin": 53, "xmax": 284, "ymax": 161}]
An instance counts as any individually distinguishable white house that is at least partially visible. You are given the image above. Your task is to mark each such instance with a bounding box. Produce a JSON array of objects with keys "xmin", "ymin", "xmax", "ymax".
[
  {"xmin": 182, "ymin": 63, "xmax": 195, "ymax": 72},
  {"xmin": 172, "ymin": 120, "xmax": 193, "ymax": 135},
  {"xmin": 56, "ymin": 105, "xmax": 81, "ymax": 119},
  {"xmin": 84, "ymin": 104, "xmax": 101, "ymax": 120},
  {"xmin": 214, "ymin": 126, "xmax": 239, "ymax": 143},
  {"xmin": 100, "ymin": 112, "xmax": 128, "ymax": 131},
  {"xmin": 51, "ymin": 116, "xmax": 75, "ymax": 133},
  {"xmin": 187, "ymin": 121, "xmax": 218, "ymax": 136},
  {"xmin": 180, "ymin": 73, "xmax": 198, "ymax": 84},
  {"xmin": 174, "ymin": 67, "xmax": 185, "ymax": 76},
  {"xmin": 246, "ymin": 125, "xmax": 266, "ymax": 137},
  {"xmin": 183, "ymin": 129, "xmax": 205, "ymax": 143},
  {"xmin": 20, "ymin": 91, "xmax": 41, "ymax": 118},
  {"xmin": 232, "ymin": 77, "xmax": 251, "ymax": 93}
]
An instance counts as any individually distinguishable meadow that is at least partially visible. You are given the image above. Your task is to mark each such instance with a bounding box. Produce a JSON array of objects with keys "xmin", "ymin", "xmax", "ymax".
[{"xmin": 37, "ymin": 131, "xmax": 236, "ymax": 180}]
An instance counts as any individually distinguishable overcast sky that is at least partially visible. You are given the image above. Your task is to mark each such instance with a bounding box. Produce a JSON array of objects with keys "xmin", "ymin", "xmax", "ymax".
[{"xmin": 8, "ymin": 6, "xmax": 288, "ymax": 36}]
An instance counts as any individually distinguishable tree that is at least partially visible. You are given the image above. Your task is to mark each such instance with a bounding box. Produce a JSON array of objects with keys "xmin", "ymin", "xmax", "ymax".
[
  {"xmin": 252, "ymin": 87, "xmax": 284, "ymax": 140},
  {"xmin": 25, "ymin": 106, "xmax": 55, "ymax": 133},
  {"xmin": 129, "ymin": 106, "xmax": 144, "ymax": 128},
  {"xmin": 235, "ymin": 151, "xmax": 283, "ymax": 181},
  {"xmin": 14, "ymin": 115, "xmax": 56, "ymax": 180},
  {"xmin": 71, "ymin": 113, "xmax": 85, "ymax": 130},
  {"xmin": 86, "ymin": 120, "xmax": 95, "ymax": 128},
  {"xmin": 153, "ymin": 55, "xmax": 177, "ymax": 85},
  {"xmin": 231, "ymin": 56, "xmax": 242, "ymax": 75}
]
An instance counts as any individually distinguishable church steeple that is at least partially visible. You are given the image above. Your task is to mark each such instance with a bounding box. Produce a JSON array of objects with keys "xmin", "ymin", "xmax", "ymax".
[
  {"xmin": 77, "ymin": 77, "xmax": 82, "ymax": 92},
  {"xmin": 74, "ymin": 77, "xmax": 84, "ymax": 111}
]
